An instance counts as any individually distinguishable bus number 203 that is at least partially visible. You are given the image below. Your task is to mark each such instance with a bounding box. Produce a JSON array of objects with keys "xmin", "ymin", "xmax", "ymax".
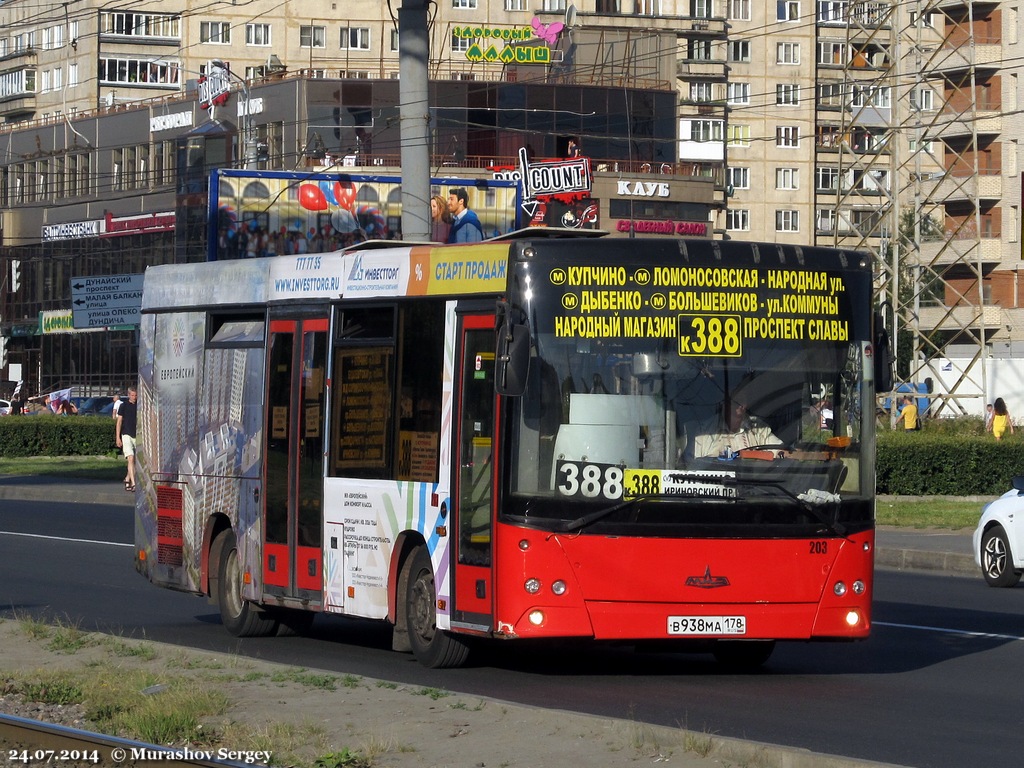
[{"xmin": 556, "ymin": 461, "xmax": 623, "ymax": 500}]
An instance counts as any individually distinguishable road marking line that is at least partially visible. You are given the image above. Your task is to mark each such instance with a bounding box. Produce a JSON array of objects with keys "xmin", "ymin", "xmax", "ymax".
[
  {"xmin": 0, "ymin": 530, "xmax": 133, "ymax": 548},
  {"xmin": 876, "ymin": 621, "xmax": 1024, "ymax": 642}
]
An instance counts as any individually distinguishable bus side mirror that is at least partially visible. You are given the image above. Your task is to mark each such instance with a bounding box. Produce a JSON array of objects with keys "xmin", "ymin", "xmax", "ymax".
[
  {"xmin": 873, "ymin": 311, "xmax": 893, "ymax": 392},
  {"xmin": 495, "ymin": 319, "xmax": 530, "ymax": 396}
]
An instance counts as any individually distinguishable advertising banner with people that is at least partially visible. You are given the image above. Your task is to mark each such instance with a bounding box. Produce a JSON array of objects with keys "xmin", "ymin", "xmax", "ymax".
[{"xmin": 208, "ymin": 170, "xmax": 520, "ymax": 261}]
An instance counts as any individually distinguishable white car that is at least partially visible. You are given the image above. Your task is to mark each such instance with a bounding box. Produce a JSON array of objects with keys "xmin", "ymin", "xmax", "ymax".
[
  {"xmin": 974, "ymin": 476, "xmax": 1024, "ymax": 587},
  {"xmin": 0, "ymin": 399, "xmax": 10, "ymax": 415}
]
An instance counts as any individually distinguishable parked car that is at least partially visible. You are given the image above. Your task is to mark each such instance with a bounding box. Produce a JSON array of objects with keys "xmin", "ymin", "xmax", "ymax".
[
  {"xmin": 72, "ymin": 396, "xmax": 116, "ymax": 416},
  {"xmin": 974, "ymin": 476, "xmax": 1024, "ymax": 587},
  {"xmin": 0, "ymin": 399, "xmax": 10, "ymax": 415}
]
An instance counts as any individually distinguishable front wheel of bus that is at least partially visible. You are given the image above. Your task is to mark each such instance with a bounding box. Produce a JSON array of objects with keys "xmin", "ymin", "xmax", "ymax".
[
  {"xmin": 216, "ymin": 531, "xmax": 278, "ymax": 637},
  {"xmin": 405, "ymin": 547, "xmax": 470, "ymax": 668},
  {"xmin": 712, "ymin": 640, "xmax": 775, "ymax": 670}
]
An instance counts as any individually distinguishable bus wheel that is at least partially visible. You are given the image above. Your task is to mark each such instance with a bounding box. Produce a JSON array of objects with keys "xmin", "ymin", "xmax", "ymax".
[
  {"xmin": 712, "ymin": 640, "xmax": 775, "ymax": 670},
  {"xmin": 404, "ymin": 547, "xmax": 470, "ymax": 668},
  {"xmin": 270, "ymin": 608, "xmax": 316, "ymax": 636},
  {"xmin": 981, "ymin": 526, "xmax": 1022, "ymax": 587},
  {"xmin": 215, "ymin": 531, "xmax": 278, "ymax": 637}
]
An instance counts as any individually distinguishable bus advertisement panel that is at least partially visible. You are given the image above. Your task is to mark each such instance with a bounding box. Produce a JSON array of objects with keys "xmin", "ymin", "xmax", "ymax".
[
  {"xmin": 135, "ymin": 234, "xmax": 881, "ymax": 669},
  {"xmin": 209, "ymin": 170, "xmax": 520, "ymax": 260}
]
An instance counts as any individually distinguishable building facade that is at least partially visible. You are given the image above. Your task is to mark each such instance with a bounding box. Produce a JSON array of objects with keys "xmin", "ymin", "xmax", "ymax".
[{"xmin": 0, "ymin": 0, "xmax": 1020, "ymax": 412}]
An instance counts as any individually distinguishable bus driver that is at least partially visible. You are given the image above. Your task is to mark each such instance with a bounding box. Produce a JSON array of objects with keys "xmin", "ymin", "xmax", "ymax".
[{"xmin": 690, "ymin": 389, "xmax": 786, "ymax": 459}]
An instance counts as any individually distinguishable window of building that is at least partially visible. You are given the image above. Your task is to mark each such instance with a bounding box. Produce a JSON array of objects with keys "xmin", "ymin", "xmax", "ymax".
[
  {"xmin": 68, "ymin": 63, "xmax": 78, "ymax": 87},
  {"xmin": 730, "ymin": 0, "xmax": 751, "ymax": 19},
  {"xmin": 543, "ymin": 0, "xmax": 567, "ymax": 9},
  {"xmin": 727, "ymin": 82, "xmax": 750, "ymax": 104},
  {"xmin": 0, "ymin": 69, "xmax": 35, "ymax": 98},
  {"xmin": 301, "ymin": 25, "xmax": 326, "ymax": 48},
  {"xmin": 852, "ymin": 84, "xmax": 890, "ymax": 108},
  {"xmin": 818, "ymin": 81, "xmax": 844, "ymax": 107},
  {"xmin": 728, "ymin": 40, "xmax": 750, "ymax": 62},
  {"xmin": 390, "ymin": 29, "xmax": 400, "ymax": 51},
  {"xmin": 341, "ymin": 27, "xmax": 371, "ymax": 50},
  {"xmin": 816, "ymin": 167, "xmax": 840, "ymax": 190},
  {"xmin": 776, "ymin": 125, "xmax": 800, "ymax": 147},
  {"xmin": 200, "ymin": 21, "xmax": 231, "ymax": 44},
  {"xmin": 689, "ymin": 119, "xmax": 723, "ymax": 142},
  {"xmin": 818, "ymin": 0, "xmax": 846, "ymax": 21},
  {"xmin": 53, "ymin": 67, "xmax": 61, "ymax": 90},
  {"xmin": 910, "ymin": 88, "xmax": 934, "ymax": 111},
  {"xmin": 451, "ymin": 34, "xmax": 474, "ymax": 53},
  {"xmin": 637, "ymin": 0, "xmax": 662, "ymax": 14},
  {"xmin": 776, "ymin": 42, "xmax": 799, "ymax": 64},
  {"xmin": 454, "ymin": 0, "xmax": 479, "ymax": 7},
  {"xmin": 690, "ymin": 82, "xmax": 713, "ymax": 102},
  {"xmin": 818, "ymin": 41, "xmax": 846, "ymax": 65},
  {"xmin": 100, "ymin": 12, "xmax": 179, "ymax": 38},
  {"xmin": 99, "ymin": 58, "xmax": 181, "ymax": 86},
  {"xmin": 726, "ymin": 166, "xmax": 750, "ymax": 189},
  {"xmin": 40, "ymin": 70, "xmax": 51, "ymax": 93},
  {"xmin": 776, "ymin": 210, "xmax": 799, "ymax": 232},
  {"xmin": 777, "ymin": 0, "xmax": 799, "ymax": 20},
  {"xmin": 776, "ymin": 83, "xmax": 800, "ymax": 105},
  {"xmin": 692, "ymin": 0, "xmax": 712, "ymax": 18},
  {"xmin": 816, "ymin": 209, "xmax": 836, "ymax": 232},
  {"xmin": 506, "ymin": 0, "xmax": 527, "ymax": 8},
  {"xmin": 726, "ymin": 209, "xmax": 749, "ymax": 231},
  {"xmin": 776, "ymin": 167, "xmax": 798, "ymax": 190},
  {"xmin": 688, "ymin": 39, "xmax": 712, "ymax": 60},
  {"xmin": 246, "ymin": 23, "xmax": 271, "ymax": 46},
  {"xmin": 727, "ymin": 124, "xmax": 750, "ymax": 146}
]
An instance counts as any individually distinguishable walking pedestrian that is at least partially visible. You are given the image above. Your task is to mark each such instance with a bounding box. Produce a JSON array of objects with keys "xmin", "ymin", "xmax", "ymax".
[
  {"xmin": 992, "ymin": 397, "xmax": 1014, "ymax": 441},
  {"xmin": 116, "ymin": 387, "xmax": 138, "ymax": 491}
]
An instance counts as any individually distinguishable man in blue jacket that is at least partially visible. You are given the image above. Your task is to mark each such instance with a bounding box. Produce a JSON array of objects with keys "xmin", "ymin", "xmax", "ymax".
[{"xmin": 447, "ymin": 188, "xmax": 484, "ymax": 243}]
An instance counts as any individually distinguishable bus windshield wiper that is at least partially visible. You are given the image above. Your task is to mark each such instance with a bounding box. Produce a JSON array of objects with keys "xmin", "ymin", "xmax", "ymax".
[
  {"xmin": 734, "ymin": 477, "xmax": 848, "ymax": 537},
  {"xmin": 557, "ymin": 494, "xmax": 663, "ymax": 533}
]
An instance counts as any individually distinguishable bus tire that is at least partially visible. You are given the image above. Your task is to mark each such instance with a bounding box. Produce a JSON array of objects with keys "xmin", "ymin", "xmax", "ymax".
[
  {"xmin": 215, "ymin": 531, "xmax": 279, "ymax": 637},
  {"xmin": 270, "ymin": 607, "xmax": 316, "ymax": 636},
  {"xmin": 981, "ymin": 525, "xmax": 1022, "ymax": 587},
  {"xmin": 404, "ymin": 546, "xmax": 470, "ymax": 668},
  {"xmin": 712, "ymin": 640, "xmax": 774, "ymax": 670}
]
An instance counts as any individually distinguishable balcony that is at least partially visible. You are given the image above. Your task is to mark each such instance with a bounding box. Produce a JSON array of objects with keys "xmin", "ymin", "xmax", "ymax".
[
  {"xmin": 935, "ymin": 171, "xmax": 1002, "ymax": 203},
  {"xmin": 931, "ymin": 107, "xmax": 1002, "ymax": 139},
  {"xmin": 926, "ymin": 42, "xmax": 1002, "ymax": 74},
  {"xmin": 676, "ymin": 59, "xmax": 727, "ymax": 79},
  {"xmin": 919, "ymin": 234, "xmax": 1003, "ymax": 267}
]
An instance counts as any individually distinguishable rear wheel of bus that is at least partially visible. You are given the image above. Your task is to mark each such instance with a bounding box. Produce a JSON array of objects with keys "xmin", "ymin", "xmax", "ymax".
[
  {"xmin": 215, "ymin": 530, "xmax": 279, "ymax": 637},
  {"xmin": 405, "ymin": 546, "xmax": 471, "ymax": 668}
]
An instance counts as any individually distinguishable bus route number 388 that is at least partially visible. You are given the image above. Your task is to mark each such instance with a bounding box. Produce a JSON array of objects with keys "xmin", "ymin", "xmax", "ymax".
[{"xmin": 556, "ymin": 461, "xmax": 623, "ymax": 500}]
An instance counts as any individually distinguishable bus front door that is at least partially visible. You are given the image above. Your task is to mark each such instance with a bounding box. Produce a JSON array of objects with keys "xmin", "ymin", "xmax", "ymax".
[
  {"xmin": 263, "ymin": 317, "xmax": 328, "ymax": 607},
  {"xmin": 451, "ymin": 313, "xmax": 496, "ymax": 631}
]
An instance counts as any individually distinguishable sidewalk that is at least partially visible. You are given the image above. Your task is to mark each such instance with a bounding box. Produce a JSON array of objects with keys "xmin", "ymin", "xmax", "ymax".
[{"xmin": 0, "ymin": 475, "xmax": 980, "ymax": 577}]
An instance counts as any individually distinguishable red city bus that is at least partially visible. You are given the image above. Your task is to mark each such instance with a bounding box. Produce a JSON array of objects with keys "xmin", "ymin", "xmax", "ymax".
[{"xmin": 135, "ymin": 232, "xmax": 886, "ymax": 668}]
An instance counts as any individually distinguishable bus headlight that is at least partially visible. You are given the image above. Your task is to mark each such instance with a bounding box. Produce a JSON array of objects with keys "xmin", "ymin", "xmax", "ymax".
[
  {"xmin": 845, "ymin": 609, "xmax": 861, "ymax": 627},
  {"xmin": 551, "ymin": 580, "xmax": 567, "ymax": 595},
  {"xmin": 524, "ymin": 578, "xmax": 541, "ymax": 594},
  {"xmin": 852, "ymin": 580, "xmax": 866, "ymax": 595},
  {"xmin": 833, "ymin": 581, "xmax": 847, "ymax": 596},
  {"xmin": 528, "ymin": 610, "xmax": 545, "ymax": 626}
]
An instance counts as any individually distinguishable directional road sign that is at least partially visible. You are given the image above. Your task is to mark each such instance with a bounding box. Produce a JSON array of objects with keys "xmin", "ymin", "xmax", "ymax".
[{"xmin": 70, "ymin": 273, "xmax": 144, "ymax": 329}]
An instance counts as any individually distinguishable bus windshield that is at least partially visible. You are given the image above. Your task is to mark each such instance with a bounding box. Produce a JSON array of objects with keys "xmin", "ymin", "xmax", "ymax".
[{"xmin": 502, "ymin": 241, "xmax": 875, "ymax": 536}]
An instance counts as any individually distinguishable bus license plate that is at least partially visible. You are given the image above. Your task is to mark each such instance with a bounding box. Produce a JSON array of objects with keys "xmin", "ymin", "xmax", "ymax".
[{"xmin": 667, "ymin": 616, "xmax": 746, "ymax": 635}]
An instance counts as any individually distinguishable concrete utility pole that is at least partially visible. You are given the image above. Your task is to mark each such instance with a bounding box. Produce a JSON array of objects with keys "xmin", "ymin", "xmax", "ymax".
[{"xmin": 398, "ymin": 0, "xmax": 432, "ymax": 241}]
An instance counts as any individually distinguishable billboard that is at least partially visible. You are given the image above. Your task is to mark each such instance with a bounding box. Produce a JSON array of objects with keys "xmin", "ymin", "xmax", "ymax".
[{"xmin": 209, "ymin": 170, "xmax": 520, "ymax": 261}]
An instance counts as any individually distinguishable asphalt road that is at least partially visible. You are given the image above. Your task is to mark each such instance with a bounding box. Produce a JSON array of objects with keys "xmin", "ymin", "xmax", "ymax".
[{"xmin": 2, "ymin": 495, "xmax": 1022, "ymax": 768}]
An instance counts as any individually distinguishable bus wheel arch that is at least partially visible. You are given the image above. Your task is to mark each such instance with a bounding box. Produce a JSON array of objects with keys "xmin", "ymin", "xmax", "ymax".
[
  {"xmin": 390, "ymin": 532, "xmax": 424, "ymax": 653},
  {"xmin": 204, "ymin": 514, "xmax": 233, "ymax": 599},
  {"xmin": 403, "ymin": 545, "xmax": 470, "ymax": 668},
  {"xmin": 213, "ymin": 528, "xmax": 279, "ymax": 637}
]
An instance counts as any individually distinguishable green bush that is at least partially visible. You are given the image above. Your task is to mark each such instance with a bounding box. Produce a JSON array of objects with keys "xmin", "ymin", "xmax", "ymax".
[
  {"xmin": 0, "ymin": 415, "xmax": 119, "ymax": 458},
  {"xmin": 877, "ymin": 416, "xmax": 1024, "ymax": 495}
]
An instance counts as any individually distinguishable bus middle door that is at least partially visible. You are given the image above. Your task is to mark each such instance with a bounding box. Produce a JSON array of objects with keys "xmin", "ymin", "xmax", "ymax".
[
  {"xmin": 451, "ymin": 311, "xmax": 496, "ymax": 633},
  {"xmin": 263, "ymin": 316, "xmax": 328, "ymax": 607}
]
